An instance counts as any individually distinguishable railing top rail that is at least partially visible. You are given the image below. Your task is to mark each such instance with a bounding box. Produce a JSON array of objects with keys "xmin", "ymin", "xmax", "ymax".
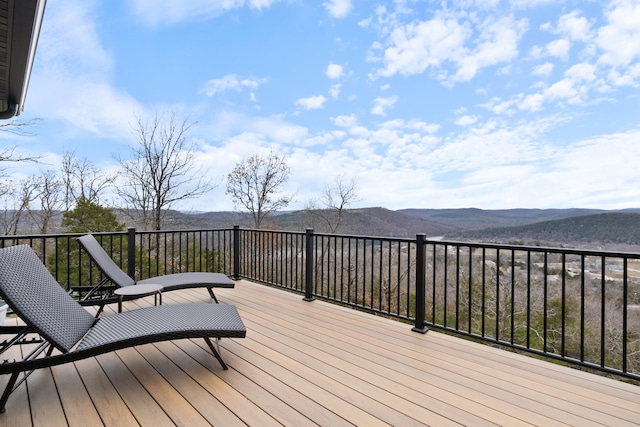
[
  {"xmin": 238, "ymin": 228, "xmax": 305, "ymax": 237},
  {"xmin": 4, "ymin": 226, "xmax": 640, "ymax": 260},
  {"xmin": 0, "ymin": 231, "xmax": 96, "ymax": 240},
  {"xmin": 130, "ymin": 228, "xmax": 235, "ymax": 235},
  {"xmin": 312, "ymin": 232, "xmax": 416, "ymax": 243},
  {"xmin": 425, "ymin": 238, "xmax": 640, "ymax": 259}
]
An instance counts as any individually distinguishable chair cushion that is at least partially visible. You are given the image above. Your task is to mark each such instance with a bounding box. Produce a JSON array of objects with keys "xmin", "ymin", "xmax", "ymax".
[
  {"xmin": 0, "ymin": 245, "xmax": 95, "ymax": 352},
  {"xmin": 77, "ymin": 235, "xmax": 135, "ymax": 287},
  {"xmin": 78, "ymin": 303, "xmax": 246, "ymax": 350}
]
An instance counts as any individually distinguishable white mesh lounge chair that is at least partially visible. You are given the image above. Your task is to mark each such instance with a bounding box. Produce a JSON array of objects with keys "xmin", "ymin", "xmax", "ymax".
[
  {"xmin": 0, "ymin": 245, "xmax": 246, "ymax": 413},
  {"xmin": 76, "ymin": 234, "xmax": 234, "ymax": 314}
]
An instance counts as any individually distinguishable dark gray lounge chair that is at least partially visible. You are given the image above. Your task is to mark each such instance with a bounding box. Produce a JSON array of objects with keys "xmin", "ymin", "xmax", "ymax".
[
  {"xmin": 76, "ymin": 234, "xmax": 234, "ymax": 313},
  {"xmin": 0, "ymin": 245, "xmax": 246, "ymax": 413}
]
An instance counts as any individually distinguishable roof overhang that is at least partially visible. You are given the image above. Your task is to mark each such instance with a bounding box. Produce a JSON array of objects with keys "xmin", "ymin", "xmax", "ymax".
[{"xmin": 0, "ymin": 0, "xmax": 47, "ymax": 119}]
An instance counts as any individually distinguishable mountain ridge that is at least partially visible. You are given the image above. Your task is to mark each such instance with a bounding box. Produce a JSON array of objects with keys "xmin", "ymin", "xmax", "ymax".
[{"xmin": 174, "ymin": 207, "xmax": 640, "ymax": 249}]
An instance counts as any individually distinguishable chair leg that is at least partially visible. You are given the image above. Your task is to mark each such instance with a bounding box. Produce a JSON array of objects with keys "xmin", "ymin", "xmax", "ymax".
[
  {"xmin": 0, "ymin": 372, "xmax": 19, "ymax": 413},
  {"xmin": 204, "ymin": 338, "xmax": 228, "ymax": 370},
  {"xmin": 207, "ymin": 288, "xmax": 219, "ymax": 303},
  {"xmin": 94, "ymin": 304, "xmax": 105, "ymax": 318}
]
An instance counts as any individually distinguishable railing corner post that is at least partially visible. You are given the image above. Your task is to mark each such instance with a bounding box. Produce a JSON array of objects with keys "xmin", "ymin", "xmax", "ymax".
[
  {"xmin": 303, "ymin": 228, "xmax": 316, "ymax": 302},
  {"xmin": 127, "ymin": 227, "xmax": 136, "ymax": 280},
  {"xmin": 412, "ymin": 233, "xmax": 428, "ymax": 334},
  {"xmin": 233, "ymin": 225, "xmax": 241, "ymax": 280}
]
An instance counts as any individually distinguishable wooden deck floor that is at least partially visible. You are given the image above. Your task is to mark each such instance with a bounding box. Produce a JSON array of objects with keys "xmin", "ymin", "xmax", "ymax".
[{"xmin": 2, "ymin": 279, "xmax": 640, "ymax": 426}]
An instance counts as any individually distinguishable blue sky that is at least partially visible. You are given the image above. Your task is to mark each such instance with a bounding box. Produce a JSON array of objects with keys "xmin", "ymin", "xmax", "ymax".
[{"xmin": 6, "ymin": 0, "xmax": 640, "ymax": 212}]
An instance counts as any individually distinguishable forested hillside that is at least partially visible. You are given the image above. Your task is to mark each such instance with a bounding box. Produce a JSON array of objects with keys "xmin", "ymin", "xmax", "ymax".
[
  {"xmin": 8, "ymin": 206, "xmax": 640, "ymax": 250},
  {"xmin": 450, "ymin": 212, "xmax": 640, "ymax": 247}
]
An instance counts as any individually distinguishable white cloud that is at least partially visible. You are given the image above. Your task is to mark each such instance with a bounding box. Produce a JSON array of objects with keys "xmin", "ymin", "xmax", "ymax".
[
  {"xmin": 325, "ymin": 63, "xmax": 344, "ymax": 79},
  {"xmin": 556, "ymin": 10, "xmax": 592, "ymax": 42},
  {"xmin": 406, "ymin": 119, "xmax": 440, "ymax": 134},
  {"xmin": 296, "ymin": 95, "xmax": 327, "ymax": 110},
  {"xmin": 607, "ymin": 63, "xmax": 640, "ymax": 87},
  {"xmin": 198, "ymin": 74, "xmax": 268, "ymax": 96},
  {"xmin": 565, "ymin": 62, "xmax": 596, "ymax": 82},
  {"xmin": 332, "ymin": 114, "xmax": 358, "ymax": 127},
  {"xmin": 128, "ymin": 0, "xmax": 282, "ymax": 26},
  {"xmin": 323, "ymin": 0, "xmax": 353, "ymax": 19},
  {"xmin": 329, "ymin": 84, "xmax": 342, "ymax": 99},
  {"xmin": 545, "ymin": 38, "xmax": 571, "ymax": 59},
  {"xmin": 198, "ymin": 110, "xmax": 308, "ymax": 146},
  {"xmin": 28, "ymin": 0, "xmax": 142, "ymax": 139},
  {"xmin": 372, "ymin": 14, "xmax": 470, "ymax": 79},
  {"xmin": 596, "ymin": 0, "xmax": 640, "ymax": 67},
  {"xmin": 455, "ymin": 115, "xmax": 479, "ymax": 126},
  {"xmin": 371, "ymin": 96, "xmax": 398, "ymax": 116},
  {"xmin": 358, "ymin": 17, "xmax": 372, "ymax": 28},
  {"xmin": 509, "ymin": 0, "xmax": 558, "ymax": 8},
  {"xmin": 532, "ymin": 62, "xmax": 554, "ymax": 77},
  {"xmin": 517, "ymin": 62, "xmax": 597, "ymax": 111},
  {"xmin": 517, "ymin": 61, "xmax": 598, "ymax": 111},
  {"xmin": 452, "ymin": 15, "xmax": 527, "ymax": 83},
  {"xmin": 36, "ymin": 0, "xmax": 111, "ymax": 74},
  {"xmin": 300, "ymin": 130, "xmax": 347, "ymax": 147},
  {"xmin": 371, "ymin": 11, "xmax": 526, "ymax": 85},
  {"xmin": 518, "ymin": 93, "xmax": 545, "ymax": 111}
]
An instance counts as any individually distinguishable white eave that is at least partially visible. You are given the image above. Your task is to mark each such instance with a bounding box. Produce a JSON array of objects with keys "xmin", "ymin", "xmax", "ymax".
[{"xmin": 0, "ymin": 0, "xmax": 47, "ymax": 119}]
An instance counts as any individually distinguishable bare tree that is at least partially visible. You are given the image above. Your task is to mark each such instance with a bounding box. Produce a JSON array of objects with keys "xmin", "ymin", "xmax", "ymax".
[
  {"xmin": 0, "ymin": 176, "xmax": 39, "ymax": 234},
  {"xmin": 61, "ymin": 151, "xmax": 114, "ymax": 210},
  {"xmin": 116, "ymin": 111, "xmax": 214, "ymax": 230},
  {"xmin": 226, "ymin": 150, "xmax": 294, "ymax": 229},
  {"xmin": 0, "ymin": 120, "xmax": 42, "ymax": 175},
  {"xmin": 0, "ymin": 146, "xmax": 40, "ymax": 163},
  {"xmin": 305, "ymin": 173, "xmax": 360, "ymax": 233},
  {"xmin": 0, "ymin": 118, "xmax": 39, "ymax": 136},
  {"xmin": 29, "ymin": 170, "xmax": 63, "ymax": 234}
]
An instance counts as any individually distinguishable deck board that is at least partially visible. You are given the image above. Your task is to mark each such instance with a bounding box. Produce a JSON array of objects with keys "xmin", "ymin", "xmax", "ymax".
[
  {"xmin": 1, "ymin": 279, "xmax": 639, "ymax": 426},
  {"xmin": 50, "ymin": 362, "xmax": 103, "ymax": 427}
]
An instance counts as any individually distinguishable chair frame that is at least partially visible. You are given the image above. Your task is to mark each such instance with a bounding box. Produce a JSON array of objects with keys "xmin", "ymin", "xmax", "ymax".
[
  {"xmin": 76, "ymin": 234, "xmax": 236, "ymax": 315},
  {"xmin": 0, "ymin": 245, "xmax": 246, "ymax": 413}
]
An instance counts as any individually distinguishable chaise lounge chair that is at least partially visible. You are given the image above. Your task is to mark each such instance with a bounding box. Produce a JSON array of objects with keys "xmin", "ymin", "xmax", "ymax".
[
  {"xmin": 0, "ymin": 245, "xmax": 246, "ymax": 413},
  {"xmin": 76, "ymin": 234, "xmax": 235, "ymax": 313}
]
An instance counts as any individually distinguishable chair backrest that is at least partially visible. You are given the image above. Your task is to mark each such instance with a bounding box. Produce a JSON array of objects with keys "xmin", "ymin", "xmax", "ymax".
[
  {"xmin": 77, "ymin": 234, "xmax": 135, "ymax": 288},
  {"xmin": 0, "ymin": 245, "xmax": 95, "ymax": 352}
]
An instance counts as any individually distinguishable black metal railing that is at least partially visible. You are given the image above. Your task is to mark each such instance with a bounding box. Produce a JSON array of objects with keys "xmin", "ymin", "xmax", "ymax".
[
  {"xmin": 1, "ymin": 227, "xmax": 638, "ymax": 381},
  {"xmin": 236, "ymin": 228, "xmax": 640, "ymax": 381}
]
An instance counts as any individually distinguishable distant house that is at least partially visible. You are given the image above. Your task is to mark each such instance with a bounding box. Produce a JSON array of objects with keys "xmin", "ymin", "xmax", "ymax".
[{"xmin": 0, "ymin": 0, "xmax": 47, "ymax": 119}]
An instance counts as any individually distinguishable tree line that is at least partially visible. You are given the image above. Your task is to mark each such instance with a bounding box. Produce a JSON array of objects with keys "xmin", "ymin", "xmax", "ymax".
[{"xmin": 1, "ymin": 110, "xmax": 360, "ymax": 235}]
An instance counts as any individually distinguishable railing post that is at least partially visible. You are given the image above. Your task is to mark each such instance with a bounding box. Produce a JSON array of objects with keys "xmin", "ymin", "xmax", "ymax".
[
  {"xmin": 303, "ymin": 228, "xmax": 315, "ymax": 301},
  {"xmin": 127, "ymin": 227, "xmax": 136, "ymax": 280},
  {"xmin": 233, "ymin": 225, "xmax": 241, "ymax": 280},
  {"xmin": 412, "ymin": 233, "xmax": 428, "ymax": 333}
]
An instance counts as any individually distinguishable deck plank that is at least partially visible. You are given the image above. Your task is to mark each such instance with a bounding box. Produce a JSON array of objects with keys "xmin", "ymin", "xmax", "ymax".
[
  {"xmin": 153, "ymin": 340, "xmax": 278, "ymax": 426},
  {"xmin": 180, "ymin": 340, "xmax": 335, "ymax": 427},
  {"xmin": 95, "ymin": 351, "xmax": 175, "ymax": 427},
  {"xmin": 135, "ymin": 343, "xmax": 246, "ymax": 426},
  {"xmin": 74, "ymin": 356, "xmax": 140, "ymax": 426},
  {"xmin": 221, "ymin": 299, "xmax": 490, "ymax": 426},
  {"xmin": 1, "ymin": 319, "xmax": 34, "ymax": 426},
  {"xmin": 14, "ymin": 339, "xmax": 68, "ymax": 427},
  {"xmin": 114, "ymin": 346, "xmax": 212, "ymax": 426},
  {"xmin": 50, "ymin": 362, "xmax": 103, "ymax": 427},
  {"xmin": 1, "ymin": 279, "xmax": 640, "ymax": 426},
  {"xmin": 222, "ymin": 281, "xmax": 640, "ymax": 426}
]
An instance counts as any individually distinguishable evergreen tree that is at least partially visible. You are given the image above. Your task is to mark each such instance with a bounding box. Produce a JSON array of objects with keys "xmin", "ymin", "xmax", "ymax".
[
  {"xmin": 61, "ymin": 196, "xmax": 124, "ymax": 233},
  {"xmin": 49, "ymin": 198, "xmax": 126, "ymax": 292}
]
